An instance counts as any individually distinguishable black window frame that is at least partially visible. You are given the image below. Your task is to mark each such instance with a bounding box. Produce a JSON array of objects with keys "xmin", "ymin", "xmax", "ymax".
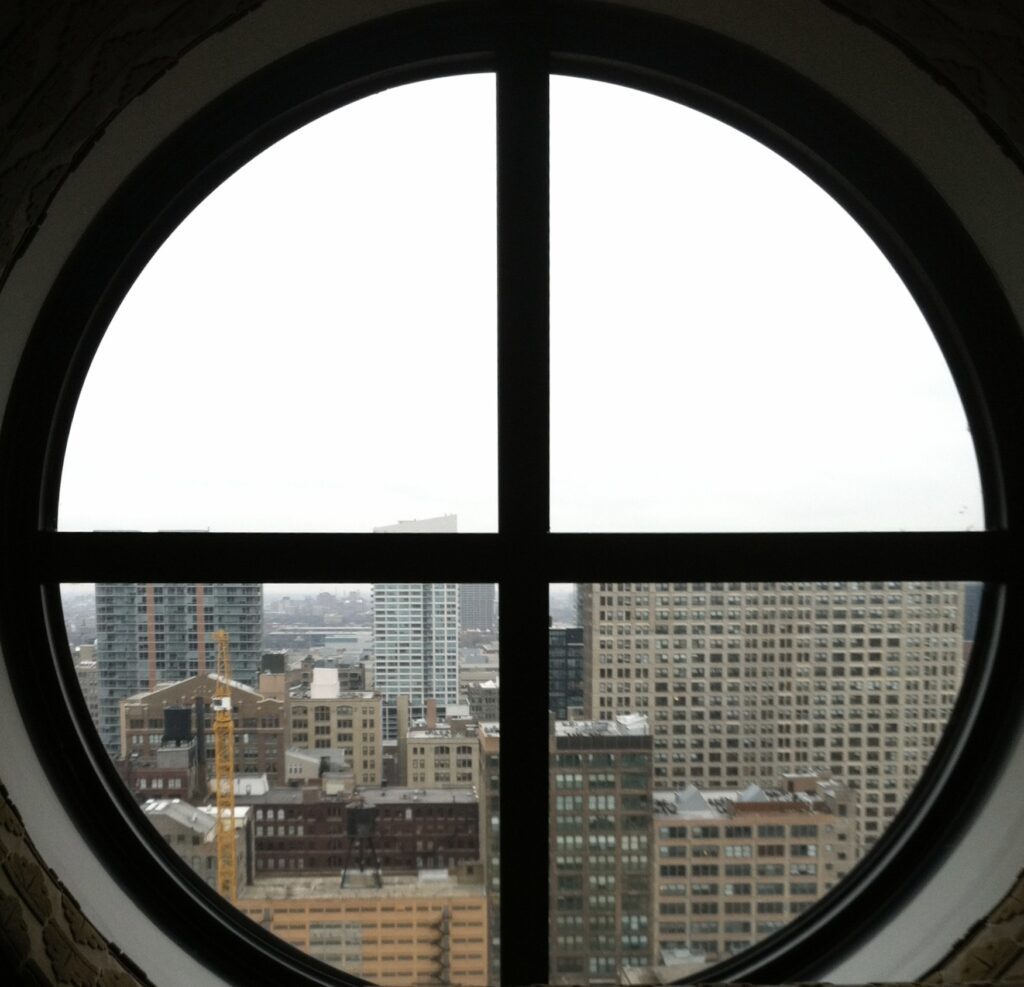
[{"xmin": 1, "ymin": 4, "xmax": 1023, "ymax": 987}]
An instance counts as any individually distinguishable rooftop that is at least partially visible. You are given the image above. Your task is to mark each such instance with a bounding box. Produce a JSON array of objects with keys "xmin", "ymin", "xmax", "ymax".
[
  {"xmin": 238, "ymin": 872, "xmax": 486, "ymax": 901},
  {"xmin": 654, "ymin": 782, "xmax": 843, "ymax": 820},
  {"xmin": 125, "ymin": 671, "xmax": 273, "ymax": 703},
  {"xmin": 357, "ymin": 787, "xmax": 477, "ymax": 806},
  {"xmin": 554, "ymin": 713, "xmax": 649, "ymax": 738}
]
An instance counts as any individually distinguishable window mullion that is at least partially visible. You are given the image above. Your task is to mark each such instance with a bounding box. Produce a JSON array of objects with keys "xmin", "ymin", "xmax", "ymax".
[{"xmin": 496, "ymin": 7, "xmax": 550, "ymax": 986}]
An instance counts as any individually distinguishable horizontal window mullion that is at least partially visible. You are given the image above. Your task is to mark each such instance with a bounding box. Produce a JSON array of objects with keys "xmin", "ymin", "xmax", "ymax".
[
  {"xmin": 36, "ymin": 531, "xmax": 505, "ymax": 583},
  {"xmin": 542, "ymin": 530, "xmax": 1014, "ymax": 581},
  {"xmin": 37, "ymin": 530, "xmax": 1013, "ymax": 582}
]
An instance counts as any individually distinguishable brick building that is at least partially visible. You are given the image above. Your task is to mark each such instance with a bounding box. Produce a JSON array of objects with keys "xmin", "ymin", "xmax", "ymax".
[
  {"xmin": 119, "ymin": 672, "xmax": 286, "ymax": 789},
  {"xmin": 234, "ymin": 786, "xmax": 480, "ymax": 876}
]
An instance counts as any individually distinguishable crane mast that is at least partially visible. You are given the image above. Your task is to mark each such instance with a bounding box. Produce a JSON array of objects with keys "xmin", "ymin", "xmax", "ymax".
[{"xmin": 212, "ymin": 629, "xmax": 237, "ymax": 902}]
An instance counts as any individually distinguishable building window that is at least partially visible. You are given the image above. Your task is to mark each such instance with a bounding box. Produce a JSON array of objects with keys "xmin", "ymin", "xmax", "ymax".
[{"xmin": 0, "ymin": 6, "xmax": 1018, "ymax": 987}]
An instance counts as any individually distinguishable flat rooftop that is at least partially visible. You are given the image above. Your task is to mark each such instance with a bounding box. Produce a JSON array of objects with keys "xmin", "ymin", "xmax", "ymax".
[
  {"xmin": 237, "ymin": 874, "xmax": 486, "ymax": 901},
  {"xmin": 358, "ymin": 787, "xmax": 477, "ymax": 805}
]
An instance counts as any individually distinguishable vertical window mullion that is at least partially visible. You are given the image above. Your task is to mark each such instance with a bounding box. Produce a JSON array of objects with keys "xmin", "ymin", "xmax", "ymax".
[{"xmin": 496, "ymin": 6, "xmax": 550, "ymax": 986}]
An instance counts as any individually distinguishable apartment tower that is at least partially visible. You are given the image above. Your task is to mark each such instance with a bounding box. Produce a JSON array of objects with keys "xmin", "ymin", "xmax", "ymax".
[
  {"xmin": 372, "ymin": 583, "xmax": 460, "ymax": 739},
  {"xmin": 95, "ymin": 583, "xmax": 263, "ymax": 754}
]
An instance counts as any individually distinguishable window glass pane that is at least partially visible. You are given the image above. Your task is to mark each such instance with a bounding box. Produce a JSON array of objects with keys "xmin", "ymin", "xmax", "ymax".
[
  {"xmin": 550, "ymin": 77, "xmax": 983, "ymax": 532},
  {"xmin": 549, "ymin": 580, "xmax": 981, "ymax": 980},
  {"xmin": 62, "ymin": 581, "xmax": 497, "ymax": 986},
  {"xmin": 59, "ymin": 76, "xmax": 497, "ymax": 532}
]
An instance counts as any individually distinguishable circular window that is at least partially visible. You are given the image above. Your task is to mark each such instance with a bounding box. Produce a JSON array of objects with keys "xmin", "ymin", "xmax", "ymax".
[{"xmin": 1, "ymin": 6, "xmax": 1022, "ymax": 987}]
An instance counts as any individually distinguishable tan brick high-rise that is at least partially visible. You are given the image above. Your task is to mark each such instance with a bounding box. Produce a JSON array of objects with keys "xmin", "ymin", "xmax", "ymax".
[{"xmin": 580, "ymin": 581, "xmax": 966, "ymax": 848}]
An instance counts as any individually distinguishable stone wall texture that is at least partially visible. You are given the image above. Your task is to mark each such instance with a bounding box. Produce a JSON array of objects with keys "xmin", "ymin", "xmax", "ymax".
[{"xmin": 2, "ymin": 1, "xmax": 1024, "ymax": 983}]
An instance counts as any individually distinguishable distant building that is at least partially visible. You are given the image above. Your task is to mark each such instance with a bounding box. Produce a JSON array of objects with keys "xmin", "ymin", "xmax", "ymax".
[
  {"xmin": 372, "ymin": 583, "xmax": 459, "ymax": 739},
  {"xmin": 286, "ymin": 690, "xmax": 382, "ymax": 788},
  {"xmin": 652, "ymin": 773, "xmax": 858, "ymax": 964},
  {"xmin": 95, "ymin": 582, "xmax": 262, "ymax": 753},
  {"xmin": 550, "ymin": 715, "xmax": 655, "ymax": 985},
  {"xmin": 373, "ymin": 514, "xmax": 458, "ymax": 534},
  {"xmin": 236, "ymin": 873, "xmax": 488, "ymax": 985},
  {"xmin": 464, "ymin": 679, "xmax": 499, "ymax": 723},
  {"xmin": 142, "ymin": 798, "xmax": 254, "ymax": 891},
  {"xmin": 233, "ymin": 786, "xmax": 480, "ymax": 874},
  {"xmin": 460, "ymin": 584, "xmax": 496, "ymax": 633},
  {"xmin": 459, "ymin": 646, "xmax": 500, "ymax": 694},
  {"xmin": 73, "ymin": 645, "xmax": 100, "ymax": 726},
  {"xmin": 401, "ymin": 727, "xmax": 480, "ymax": 790},
  {"xmin": 119, "ymin": 672, "xmax": 285, "ymax": 791},
  {"xmin": 548, "ymin": 625, "xmax": 584, "ymax": 719},
  {"xmin": 477, "ymin": 722, "xmax": 501, "ymax": 986}
]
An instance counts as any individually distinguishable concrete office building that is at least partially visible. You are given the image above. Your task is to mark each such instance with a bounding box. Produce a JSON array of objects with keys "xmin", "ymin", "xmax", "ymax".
[
  {"xmin": 549, "ymin": 715, "xmax": 655, "ymax": 986},
  {"xmin": 372, "ymin": 582, "xmax": 460, "ymax": 739},
  {"xmin": 235, "ymin": 875, "xmax": 489, "ymax": 986},
  {"xmin": 95, "ymin": 583, "xmax": 262, "ymax": 754},
  {"xmin": 287, "ymin": 684, "xmax": 383, "ymax": 788},
  {"xmin": 579, "ymin": 581, "xmax": 966, "ymax": 847},
  {"xmin": 652, "ymin": 773, "xmax": 857, "ymax": 966}
]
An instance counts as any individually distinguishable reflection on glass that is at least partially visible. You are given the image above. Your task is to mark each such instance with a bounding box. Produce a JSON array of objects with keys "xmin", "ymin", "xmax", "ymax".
[
  {"xmin": 60, "ymin": 76, "xmax": 497, "ymax": 532},
  {"xmin": 63, "ymin": 582, "xmax": 498, "ymax": 986},
  {"xmin": 548, "ymin": 580, "xmax": 979, "ymax": 982},
  {"xmin": 550, "ymin": 76, "xmax": 983, "ymax": 532}
]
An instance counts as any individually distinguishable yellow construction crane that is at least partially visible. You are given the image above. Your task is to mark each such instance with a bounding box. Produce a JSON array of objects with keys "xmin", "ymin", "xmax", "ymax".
[{"xmin": 212, "ymin": 629, "xmax": 237, "ymax": 902}]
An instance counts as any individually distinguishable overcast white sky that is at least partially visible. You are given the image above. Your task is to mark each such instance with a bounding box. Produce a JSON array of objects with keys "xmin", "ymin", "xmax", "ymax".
[{"xmin": 58, "ymin": 74, "xmax": 983, "ymax": 534}]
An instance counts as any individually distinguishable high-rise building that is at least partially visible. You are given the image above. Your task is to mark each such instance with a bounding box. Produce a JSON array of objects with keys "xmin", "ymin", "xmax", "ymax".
[
  {"xmin": 578, "ymin": 581, "xmax": 967, "ymax": 848},
  {"xmin": 94, "ymin": 583, "xmax": 262, "ymax": 754},
  {"xmin": 548, "ymin": 624, "xmax": 584, "ymax": 719},
  {"xmin": 549, "ymin": 714, "xmax": 654, "ymax": 985},
  {"xmin": 372, "ymin": 583, "xmax": 460, "ymax": 739},
  {"xmin": 461, "ymin": 584, "xmax": 497, "ymax": 633}
]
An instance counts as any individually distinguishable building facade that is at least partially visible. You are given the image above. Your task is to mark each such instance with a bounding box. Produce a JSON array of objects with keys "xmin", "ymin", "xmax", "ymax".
[
  {"xmin": 549, "ymin": 625, "xmax": 584, "ymax": 719},
  {"xmin": 238, "ymin": 786, "xmax": 480, "ymax": 875},
  {"xmin": 400, "ymin": 722, "xmax": 481, "ymax": 790},
  {"xmin": 652, "ymin": 773, "xmax": 857, "ymax": 967},
  {"xmin": 463, "ymin": 680, "xmax": 499, "ymax": 723},
  {"xmin": 95, "ymin": 582, "xmax": 262, "ymax": 753},
  {"xmin": 372, "ymin": 583, "xmax": 460, "ymax": 739},
  {"xmin": 236, "ymin": 876, "xmax": 489, "ymax": 986},
  {"xmin": 579, "ymin": 581, "xmax": 966, "ymax": 847},
  {"xmin": 142, "ymin": 798, "xmax": 254, "ymax": 892},
  {"xmin": 287, "ymin": 690, "xmax": 382, "ymax": 787},
  {"xmin": 460, "ymin": 584, "xmax": 497, "ymax": 634},
  {"xmin": 477, "ymin": 722, "xmax": 501, "ymax": 985},
  {"xmin": 550, "ymin": 715, "xmax": 655, "ymax": 985},
  {"xmin": 119, "ymin": 672, "xmax": 285, "ymax": 787}
]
